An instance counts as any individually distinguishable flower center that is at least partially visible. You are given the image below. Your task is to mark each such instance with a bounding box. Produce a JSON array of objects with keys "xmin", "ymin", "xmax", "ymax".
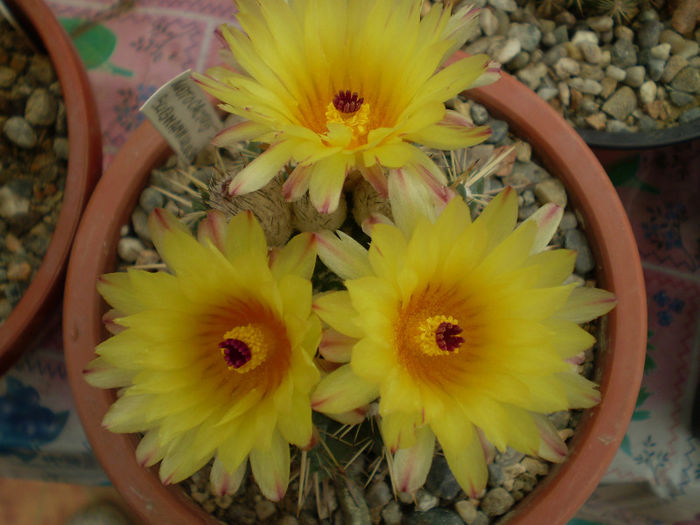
[
  {"xmin": 415, "ymin": 315, "xmax": 464, "ymax": 356},
  {"xmin": 333, "ymin": 90, "xmax": 363, "ymax": 113},
  {"xmin": 325, "ymin": 90, "xmax": 371, "ymax": 147},
  {"xmin": 219, "ymin": 324, "xmax": 268, "ymax": 374}
]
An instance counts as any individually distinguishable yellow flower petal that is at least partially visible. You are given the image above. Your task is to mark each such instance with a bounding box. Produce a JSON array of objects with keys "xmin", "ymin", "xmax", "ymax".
[
  {"xmin": 316, "ymin": 230, "xmax": 372, "ymax": 281},
  {"xmin": 392, "ymin": 424, "xmax": 435, "ymax": 494},
  {"xmin": 313, "ymin": 291, "xmax": 363, "ymax": 338},
  {"xmin": 250, "ymin": 430, "xmax": 290, "ymax": 501},
  {"xmin": 211, "ymin": 456, "xmax": 248, "ymax": 496},
  {"xmin": 311, "ymin": 364, "xmax": 378, "ymax": 414},
  {"xmin": 228, "ymin": 141, "xmax": 295, "ymax": 196},
  {"xmin": 555, "ymin": 286, "xmax": 617, "ymax": 323}
]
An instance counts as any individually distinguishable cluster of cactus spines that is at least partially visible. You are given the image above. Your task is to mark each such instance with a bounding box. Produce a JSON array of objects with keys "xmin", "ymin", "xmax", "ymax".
[{"xmin": 535, "ymin": 0, "xmax": 666, "ymax": 23}]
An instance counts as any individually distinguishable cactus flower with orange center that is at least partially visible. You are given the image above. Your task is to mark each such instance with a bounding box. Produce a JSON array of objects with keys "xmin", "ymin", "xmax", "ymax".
[
  {"xmin": 311, "ymin": 182, "xmax": 616, "ymax": 496},
  {"xmin": 84, "ymin": 209, "xmax": 321, "ymax": 501},
  {"xmin": 194, "ymin": 0, "xmax": 499, "ymax": 213}
]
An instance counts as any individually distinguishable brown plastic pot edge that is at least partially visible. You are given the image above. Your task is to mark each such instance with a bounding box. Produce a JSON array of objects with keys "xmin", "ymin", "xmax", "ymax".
[
  {"xmin": 0, "ymin": 0, "xmax": 101, "ymax": 372},
  {"xmin": 64, "ymin": 58, "xmax": 647, "ymax": 524}
]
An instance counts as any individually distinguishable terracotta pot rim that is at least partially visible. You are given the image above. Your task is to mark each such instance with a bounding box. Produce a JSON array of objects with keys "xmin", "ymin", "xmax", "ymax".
[
  {"xmin": 0, "ymin": 0, "xmax": 101, "ymax": 372},
  {"xmin": 63, "ymin": 60, "xmax": 646, "ymax": 524}
]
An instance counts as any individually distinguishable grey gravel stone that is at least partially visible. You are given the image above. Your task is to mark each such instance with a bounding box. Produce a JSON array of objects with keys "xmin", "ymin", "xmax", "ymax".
[
  {"xmin": 587, "ymin": 16, "xmax": 613, "ymax": 33},
  {"xmin": 638, "ymin": 114, "xmax": 659, "ymax": 131},
  {"xmin": 0, "ymin": 66, "xmax": 16, "ymax": 88},
  {"xmin": 488, "ymin": 0, "xmax": 517, "ymax": 12},
  {"xmin": 647, "ymin": 58, "xmax": 667, "ymax": 82},
  {"xmin": 605, "ymin": 64, "xmax": 627, "ymax": 82},
  {"xmin": 131, "ymin": 207, "xmax": 151, "ymax": 243},
  {"xmin": 25, "ymin": 88, "xmax": 57, "ymax": 126},
  {"xmin": 650, "ymin": 42, "xmax": 672, "ymax": 61},
  {"xmin": 406, "ymin": 508, "xmax": 464, "ymax": 525},
  {"xmin": 495, "ymin": 38, "xmax": 521, "ymax": 64},
  {"xmin": 570, "ymin": 77, "xmax": 602, "ymax": 95},
  {"xmin": 336, "ymin": 478, "xmax": 371, "ymax": 525},
  {"xmin": 470, "ymin": 103, "xmax": 489, "ymax": 126},
  {"xmin": 480, "ymin": 488, "xmax": 515, "ymax": 517},
  {"xmin": 365, "ymin": 480, "xmax": 392, "ymax": 509},
  {"xmin": 3, "ymin": 116, "xmax": 37, "ymax": 148},
  {"xmin": 255, "ymin": 500, "xmax": 276, "ymax": 521},
  {"xmin": 454, "ymin": 500, "xmax": 478, "ymax": 524},
  {"xmin": 639, "ymin": 80, "xmax": 657, "ymax": 104},
  {"xmin": 679, "ymin": 107, "xmax": 700, "ymax": 123},
  {"xmin": 671, "ymin": 67, "xmax": 700, "ymax": 94},
  {"xmin": 612, "ymin": 38, "xmax": 637, "ymax": 68},
  {"xmin": 669, "ymin": 89, "xmax": 695, "ymax": 106},
  {"xmin": 552, "ymin": 25, "xmax": 568, "ymax": 45},
  {"xmin": 515, "ymin": 62, "xmax": 548, "ymax": 90},
  {"xmin": 485, "ymin": 119, "xmax": 508, "ymax": 144},
  {"xmin": 426, "ymin": 455, "xmax": 462, "ymax": 500},
  {"xmin": 580, "ymin": 42, "xmax": 603, "ymax": 64},
  {"xmin": 638, "ymin": 20, "xmax": 663, "ymax": 48},
  {"xmin": 676, "ymin": 40, "xmax": 700, "ymax": 60},
  {"xmin": 624, "ymin": 66, "xmax": 646, "ymax": 88},
  {"xmin": 53, "ymin": 136, "xmax": 69, "ymax": 160},
  {"xmin": 554, "ymin": 57, "xmax": 580, "ymax": 78},
  {"xmin": 381, "ymin": 501, "xmax": 402, "ymax": 525},
  {"xmin": 565, "ymin": 229, "xmax": 595, "ymax": 274},
  {"xmin": 139, "ymin": 187, "xmax": 165, "ymax": 215},
  {"xmin": 534, "ymin": 178, "xmax": 567, "ymax": 208},
  {"xmin": 602, "ymin": 86, "xmax": 637, "ymax": 120},
  {"xmin": 415, "ymin": 488, "xmax": 439, "ymax": 512},
  {"xmin": 479, "ymin": 8, "xmax": 498, "ymax": 36},
  {"xmin": 560, "ymin": 212, "xmax": 577, "ymax": 231},
  {"xmin": 118, "ymin": 237, "xmax": 145, "ymax": 263},
  {"xmin": 508, "ymin": 23, "xmax": 541, "ymax": 52},
  {"xmin": 0, "ymin": 186, "xmax": 30, "ymax": 220},
  {"xmin": 662, "ymin": 55, "xmax": 688, "ymax": 83}
]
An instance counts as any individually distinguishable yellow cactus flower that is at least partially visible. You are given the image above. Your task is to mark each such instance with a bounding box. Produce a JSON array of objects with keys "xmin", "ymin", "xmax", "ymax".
[
  {"xmin": 311, "ymin": 181, "xmax": 616, "ymax": 496},
  {"xmin": 194, "ymin": 0, "xmax": 499, "ymax": 214},
  {"xmin": 84, "ymin": 209, "xmax": 321, "ymax": 501}
]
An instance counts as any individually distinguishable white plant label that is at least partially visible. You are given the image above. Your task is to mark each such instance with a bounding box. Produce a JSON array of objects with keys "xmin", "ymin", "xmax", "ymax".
[{"xmin": 141, "ymin": 70, "xmax": 222, "ymax": 160}]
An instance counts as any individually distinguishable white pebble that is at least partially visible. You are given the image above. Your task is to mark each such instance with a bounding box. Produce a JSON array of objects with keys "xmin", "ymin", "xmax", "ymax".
[{"xmin": 639, "ymin": 80, "xmax": 657, "ymax": 105}]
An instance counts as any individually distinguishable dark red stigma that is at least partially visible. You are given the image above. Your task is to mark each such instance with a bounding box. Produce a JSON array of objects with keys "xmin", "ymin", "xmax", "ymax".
[
  {"xmin": 435, "ymin": 322, "xmax": 464, "ymax": 352},
  {"xmin": 333, "ymin": 90, "xmax": 364, "ymax": 114},
  {"xmin": 219, "ymin": 338, "xmax": 252, "ymax": 368}
]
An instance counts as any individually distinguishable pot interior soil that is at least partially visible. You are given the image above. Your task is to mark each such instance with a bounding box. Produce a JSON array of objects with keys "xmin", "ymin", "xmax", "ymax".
[{"xmin": 0, "ymin": 15, "xmax": 68, "ymax": 324}]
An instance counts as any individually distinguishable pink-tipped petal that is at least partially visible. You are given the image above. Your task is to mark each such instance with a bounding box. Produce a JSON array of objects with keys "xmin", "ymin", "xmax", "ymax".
[
  {"xmin": 269, "ymin": 232, "xmax": 317, "ymax": 280},
  {"xmin": 472, "ymin": 61, "xmax": 502, "ymax": 88},
  {"xmin": 387, "ymin": 168, "xmax": 442, "ymax": 237},
  {"xmin": 392, "ymin": 425, "xmax": 435, "ymax": 494},
  {"xmin": 83, "ymin": 357, "xmax": 134, "ymax": 389},
  {"xmin": 282, "ymin": 164, "xmax": 311, "ymax": 201},
  {"xmin": 361, "ymin": 213, "xmax": 393, "ymax": 236},
  {"xmin": 212, "ymin": 120, "xmax": 269, "ymax": 148},
  {"xmin": 228, "ymin": 141, "xmax": 294, "ymax": 196},
  {"xmin": 315, "ymin": 230, "xmax": 371, "ymax": 281},
  {"xmin": 326, "ymin": 406, "xmax": 369, "ymax": 425},
  {"xmin": 443, "ymin": 4, "xmax": 481, "ymax": 57},
  {"xmin": 148, "ymin": 207, "xmax": 190, "ymax": 255},
  {"xmin": 102, "ymin": 309, "xmax": 126, "ymax": 335},
  {"xmin": 555, "ymin": 287, "xmax": 617, "ymax": 323},
  {"xmin": 532, "ymin": 414, "xmax": 568, "ymax": 463},
  {"xmin": 249, "ymin": 431, "xmax": 290, "ymax": 502},
  {"xmin": 197, "ymin": 210, "xmax": 228, "ymax": 253},
  {"xmin": 311, "ymin": 364, "xmax": 379, "ymax": 414},
  {"xmin": 211, "ymin": 456, "xmax": 248, "ymax": 496},
  {"xmin": 319, "ymin": 329, "xmax": 356, "ymax": 363},
  {"xmin": 523, "ymin": 203, "xmax": 563, "ymax": 254},
  {"xmin": 135, "ymin": 430, "xmax": 165, "ymax": 468},
  {"xmin": 308, "ymin": 155, "xmax": 347, "ymax": 214},
  {"xmin": 359, "ymin": 165, "xmax": 388, "ymax": 197}
]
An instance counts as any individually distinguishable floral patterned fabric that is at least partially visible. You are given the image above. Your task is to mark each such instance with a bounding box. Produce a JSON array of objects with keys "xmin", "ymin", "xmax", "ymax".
[{"xmin": 0, "ymin": 1, "xmax": 697, "ymax": 523}]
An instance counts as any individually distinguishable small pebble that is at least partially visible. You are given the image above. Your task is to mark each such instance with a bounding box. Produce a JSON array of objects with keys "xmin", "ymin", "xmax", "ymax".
[
  {"xmin": 7, "ymin": 261, "xmax": 32, "ymax": 281},
  {"xmin": 564, "ymin": 229, "xmax": 595, "ymax": 274},
  {"xmin": 534, "ymin": 178, "xmax": 567, "ymax": 207},
  {"xmin": 117, "ymin": 237, "xmax": 145, "ymax": 263},
  {"xmin": 255, "ymin": 500, "xmax": 276, "ymax": 521},
  {"xmin": 3, "ymin": 116, "xmax": 37, "ymax": 148},
  {"xmin": 455, "ymin": 500, "xmax": 478, "ymax": 524},
  {"xmin": 480, "ymin": 488, "xmax": 515, "ymax": 517}
]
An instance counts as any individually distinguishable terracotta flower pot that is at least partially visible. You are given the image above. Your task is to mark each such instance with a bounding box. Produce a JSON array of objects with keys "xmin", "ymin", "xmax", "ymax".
[
  {"xmin": 0, "ymin": 0, "xmax": 101, "ymax": 372},
  {"xmin": 63, "ymin": 58, "xmax": 646, "ymax": 524}
]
